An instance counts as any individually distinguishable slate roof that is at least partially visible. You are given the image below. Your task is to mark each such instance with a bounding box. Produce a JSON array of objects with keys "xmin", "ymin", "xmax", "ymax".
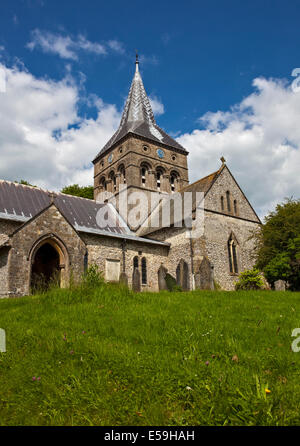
[
  {"xmin": 180, "ymin": 170, "xmax": 221, "ymax": 195},
  {"xmin": 0, "ymin": 180, "xmax": 170, "ymax": 246},
  {"xmin": 0, "ymin": 180, "xmax": 129, "ymax": 234},
  {"xmin": 93, "ymin": 61, "xmax": 187, "ymax": 162}
]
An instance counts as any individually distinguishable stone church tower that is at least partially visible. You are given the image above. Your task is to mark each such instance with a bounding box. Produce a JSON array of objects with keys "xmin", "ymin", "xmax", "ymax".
[
  {"xmin": 92, "ymin": 56, "xmax": 189, "ymax": 225},
  {"xmin": 0, "ymin": 56, "xmax": 262, "ymax": 297}
]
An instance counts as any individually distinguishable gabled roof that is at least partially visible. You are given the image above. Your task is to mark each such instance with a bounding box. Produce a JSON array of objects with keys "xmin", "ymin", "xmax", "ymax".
[
  {"xmin": 93, "ymin": 60, "xmax": 187, "ymax": 162},
  {"xmin": 0, "ymin": 180, "xmax": 130, "ymax": 235},
  {"xmin": 0, "ymin": 180, "xmax": 170, "ymax": 246},
  {"xmin": 137, "ymin": 163, "xmax": 261, "ymax": 237},
  {"xmin": 180, "ymin": 168, "xmax": 222, "ymax": 195}
]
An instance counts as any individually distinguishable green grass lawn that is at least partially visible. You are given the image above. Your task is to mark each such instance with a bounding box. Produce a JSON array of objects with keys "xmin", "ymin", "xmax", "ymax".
[{"xmin": 1, "ymin": 283, "xmax": 300, "ymax": 426}]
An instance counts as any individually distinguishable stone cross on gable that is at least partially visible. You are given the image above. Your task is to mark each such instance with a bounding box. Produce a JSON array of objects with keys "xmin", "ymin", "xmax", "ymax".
[{"xmin": 48, "ymin": 192, "xmax": 57, "ymax": 204}]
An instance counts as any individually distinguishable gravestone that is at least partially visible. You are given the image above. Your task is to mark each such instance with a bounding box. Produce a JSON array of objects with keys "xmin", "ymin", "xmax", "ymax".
[
  {"xmin": 194, "ymin": 257, "xmax": 214, "ymax": 290},
  {"xmin": 176, "ymin": 260, "xmax": 189, "ymax": 290},
  {"xmin": 274, "ymin": 279, "xmax": 286, "ymax": 291},
  {"xmin": 0, "ymin": 328, "xmax": 5, "ymax": 353},
  {"xmin": 132, "ymin": 267, "xmax": 141, "ymax": 292},
  {"xmin": 119, "ymin": 272, "xmax": 128, "ymax": 286},
  {"xmin": 158, "ymin": 265, "xmax": 168, "ymax": 290}
]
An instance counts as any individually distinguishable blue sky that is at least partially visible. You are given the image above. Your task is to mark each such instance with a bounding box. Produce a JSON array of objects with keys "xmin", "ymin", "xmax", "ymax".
[{"xmin": 0, "ymin": 0, "xmax": 300, "ymax": 217}]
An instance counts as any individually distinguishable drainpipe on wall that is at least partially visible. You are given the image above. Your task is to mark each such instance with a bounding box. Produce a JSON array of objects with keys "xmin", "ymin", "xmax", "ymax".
[
  {"xmin": 121, "ymin": 239, "xmax": 126, "ymax": 273},
  {"xmin": 188, "ymin": 229, "xmax": 195, "ymax": 291}
]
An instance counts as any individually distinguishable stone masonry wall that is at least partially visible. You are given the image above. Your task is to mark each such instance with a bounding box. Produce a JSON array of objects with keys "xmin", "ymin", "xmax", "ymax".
[
  {"xmin": 204, "ymin": 166, "xmax": 260, "ymax": 223},
  {"xmin": 143, "ymin": 226, "xmax": 194, "ymax": 290},
  {"xmin": 0, "ymin": 219, "xmax": 23, "ymax": 297},
  {"xmin": 7, "ymin": 205, "xmax": 86, "ymax": 296},
  {"xmin": 0, "ymin": 248, "xmax": 10, "ymax": 297},
  {"xmin": 145, "ymin": 210, "xmax": 259, "ymax": 291},
  {"xmin": 94, "ymin": 135, "xmax": 189, "ymax": 198},
  {"xmin": 200, "ymin": 210, "xmax": 258, "ymax": 290},
  {"xmin": 81, "ymin": 233, "xmax": 169, "ymax": 291}
]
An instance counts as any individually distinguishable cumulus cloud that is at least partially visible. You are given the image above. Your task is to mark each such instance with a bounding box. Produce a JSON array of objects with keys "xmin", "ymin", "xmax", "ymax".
[
  {"xmin": 107, "ymin": 40, "xmax": 125, "ymax": 54},
  {"xmin": 0, "ymin": 62, "xmax": 120, "ymax": 190},
  {"xmin": 26, "ymin": 30, "xmax": 107, "ymax": 60},
  {"xmin": 0, "ymin": 60, "xmax": 299, "ymax": 219},
  {"xmin": 149, "ymin": 95, "xmax": 165, "ymax": 116},
  {"xmin": 177, "ymin": 76, "xmax": 300, "ymax": 218}
]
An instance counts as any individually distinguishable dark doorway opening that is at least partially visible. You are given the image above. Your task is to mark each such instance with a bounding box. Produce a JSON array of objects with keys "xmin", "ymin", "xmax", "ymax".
[{"xmin": 31, "ymin": 243, "xmax": 60, "ymax": 292}]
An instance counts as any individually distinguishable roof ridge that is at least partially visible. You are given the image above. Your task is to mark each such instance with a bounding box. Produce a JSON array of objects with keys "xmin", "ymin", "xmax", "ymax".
[
  {"xmin": 58, "ymin": 191, "xmax": 96, "ymax": 203},
  {"xmin": 0, "ymin": 179, "xmax": 50, "ymax": 193},
  {"xmin": 0, "ymin": 180, "xmax": 98, "ymax": 204},
  {"xmin": 179, "ymin": 169, "xmax": 219, "ymax": 192}
]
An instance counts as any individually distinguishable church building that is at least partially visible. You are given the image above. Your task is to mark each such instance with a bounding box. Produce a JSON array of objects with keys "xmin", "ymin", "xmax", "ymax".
[{"xmin": 0, "ymin": 58, "xmax": 261, "ymax": 297}]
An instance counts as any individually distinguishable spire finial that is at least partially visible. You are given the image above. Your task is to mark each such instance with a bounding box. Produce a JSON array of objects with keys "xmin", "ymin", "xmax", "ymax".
[
  {"xmin": 135, "ymin": 50, "xmax": 139, "ymax": 72},
  {"xmin": 220, "ymin": 156, "xmax": 226, "ymax": 165}
]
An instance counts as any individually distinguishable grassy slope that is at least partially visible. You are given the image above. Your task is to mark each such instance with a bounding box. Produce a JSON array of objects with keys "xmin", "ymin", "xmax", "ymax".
[{"xmin": 0, "ymin": 284, "xmax": 300, "ymax": 426}]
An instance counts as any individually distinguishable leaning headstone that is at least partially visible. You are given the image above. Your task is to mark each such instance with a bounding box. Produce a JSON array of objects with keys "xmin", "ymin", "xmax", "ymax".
[
  {"xmin": 0, "ymin": 328, "xmax": 6, "ymax": 353},
  {"xmin": 158, "ymin": 265, "xmax": 168, "ymax": 290},
  {"xmin": 119, "ymin": 272, "xmax": 128, "ymax": 286},
  {"xmin": 165, "ymin": 273, "xmax": 177, "ymax": 291},
  {"xmin": 132, "ymin": 267, "xmax": 141, "ymax": 292},
  {"xmin": 274, "ymin": 280, "xmax": 286, "ymax": 291},
  {"xmin": 195, "ymin": 257, "xmax": 214, "ymax": 290}
]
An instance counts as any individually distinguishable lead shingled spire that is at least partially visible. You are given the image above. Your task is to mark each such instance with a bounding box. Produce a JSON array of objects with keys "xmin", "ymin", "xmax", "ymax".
[{"xmin": 93, "ymin": 52, "xmax": 188, "ymax": 162}]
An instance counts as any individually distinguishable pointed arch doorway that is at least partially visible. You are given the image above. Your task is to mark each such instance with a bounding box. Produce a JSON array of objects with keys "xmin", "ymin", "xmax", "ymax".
[{"xmin": 30, "ymin": 236, "xmax": 68, "ymax": 292}]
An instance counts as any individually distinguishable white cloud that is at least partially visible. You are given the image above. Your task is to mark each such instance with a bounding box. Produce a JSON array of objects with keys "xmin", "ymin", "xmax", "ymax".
[
  {"xmin": 107, "ymin": 40, "xmax": 125, "ymax": 54},
  {"xmin": 0, "ymin": 62, "xmax": 120, "ymax": 190},
  {"xmin": 0, "ymin": 60, "xmax": 299, "ymax": 219},
  {"xmin": 26, "ymin": 30, "xmax": 107, "ymax": 60},
  {"xmin": 149, "ymin": 95, "xmax": 165, "ymax": 116},
  {"xmin": 177, "ymin": 76, "xmax": 300, "ymax": 218}
]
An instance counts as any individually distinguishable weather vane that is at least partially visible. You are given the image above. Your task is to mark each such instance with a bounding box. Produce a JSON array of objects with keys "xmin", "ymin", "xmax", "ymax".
[{"xmin": 135, "ymin": 50, "xmax": 139, "ymax": 65}]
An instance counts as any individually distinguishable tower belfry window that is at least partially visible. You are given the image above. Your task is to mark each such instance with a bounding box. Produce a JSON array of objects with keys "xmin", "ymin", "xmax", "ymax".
[
  {"xmin": 170, "ymin": 172, "xmax": 179, "ymax": 193},
  {"xmin": 140, "ymin": 163, "xmax": 150, "ymax": 187},
  {"xmin": 119, "ymin": 165, "xmax": 126, "ymax": 184},
  {"xmin": 141, "ymin": 167, "xmax": 146, "ymax": 186},
  {"xmin": 156, "ymin": 171, "xmax": 161, "ymax": 191},
  {"xmin": 108, "ymin": 171, "xmax": 117, "ymax": 192},
  {"xmin": 100, "ymin": 177, "xmax": 106, "ymax": 191},
  {"xmin": 156, "ymin": 168, "xmax": 165, "ymax": 191},
  {"xmin": 171, "ymin": 176, "xmax": 175, "ymax": 192}
]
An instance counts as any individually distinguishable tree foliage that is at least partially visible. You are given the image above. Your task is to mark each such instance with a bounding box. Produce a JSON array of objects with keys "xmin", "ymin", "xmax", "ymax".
[
  {"xmin": 61, "ymin": 184, "xmax": 94, "ymax": 200},
  {"xmin": 255, "ymin": 198, "xmax": 300, "ymax": 290},
  {"xmin": 235, "ymin": 268, "xmax": 264, "ymax": 291},
  {"xmin": 14, "ymin": 179, "xmax": 36, "ymax": 187}
]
